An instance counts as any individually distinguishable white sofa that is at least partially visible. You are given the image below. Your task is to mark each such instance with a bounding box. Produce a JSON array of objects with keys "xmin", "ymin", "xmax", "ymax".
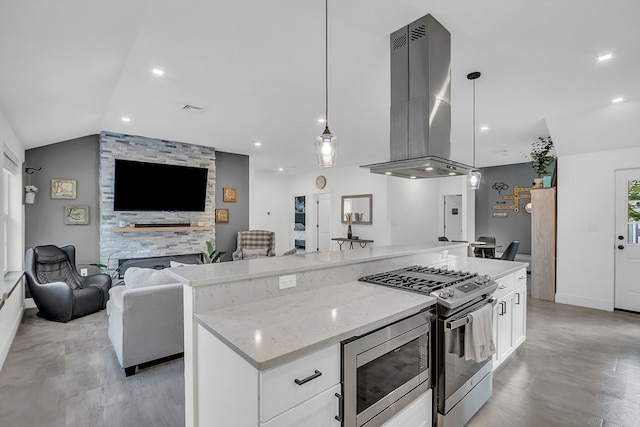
[{"xmin": 107, "ymin": 267, "xmax": 184, "ymax": 376}]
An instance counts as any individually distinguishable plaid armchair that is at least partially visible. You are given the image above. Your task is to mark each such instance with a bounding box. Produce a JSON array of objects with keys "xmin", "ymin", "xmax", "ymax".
[{"xmin": 232, "ymin": 230, "xmax": 276, "ymax": 261}]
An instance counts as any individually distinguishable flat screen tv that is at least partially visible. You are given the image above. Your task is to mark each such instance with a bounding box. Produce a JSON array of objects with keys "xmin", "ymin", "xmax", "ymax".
[{"xmin": 113, "ymin": 159, "xmax": 209, "ymax": 212}]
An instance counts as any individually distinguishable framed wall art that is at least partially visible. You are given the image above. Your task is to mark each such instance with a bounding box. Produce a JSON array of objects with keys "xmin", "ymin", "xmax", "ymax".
[
  {"xmin": 64, "ymin": 205, "xmax": 89, "ymax": 225},
  {"xmin": 223, "ymin": 187, "xmax": 237, "ymax": 202},
  {"xmin": 215, "ymin": 208, "xmax": 229, "ymax": 223},
  {"xmin": 51, "ymin": 179, "xmax": 77, "ymax": 199}
]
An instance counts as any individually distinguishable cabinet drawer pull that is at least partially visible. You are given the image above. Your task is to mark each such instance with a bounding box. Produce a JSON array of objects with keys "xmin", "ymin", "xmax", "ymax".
[
  {"xmin": 294, "ymin": 370, "xmax": 322, "ymax": 385},
  {"xmin": 499, "ymin": 301, "xmax": 506, "ymax": 315},
  {"xmin": 335, "ymin": 392, "xmax": 343, "ymax": 422}
]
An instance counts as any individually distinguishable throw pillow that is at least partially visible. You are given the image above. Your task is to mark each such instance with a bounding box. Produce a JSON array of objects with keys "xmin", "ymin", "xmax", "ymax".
[
  {"xmin": 242, "ymin": 248, "xmax": 269, "ymax": 259},
  {"xmin": 124, "ymin": 267, "xmax": 176, "ymax": 289}
]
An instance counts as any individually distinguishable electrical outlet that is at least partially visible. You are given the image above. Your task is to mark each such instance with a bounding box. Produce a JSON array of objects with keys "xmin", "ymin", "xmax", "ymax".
[
  {"xmin": 80, "ymin": 268, "xmax": 88, "ymax": 277},
  {"xmin": 279, "ymin": 274, "xmax": 296, "ymax": 290},
  {"xmin": 442, "ymin": 250, "xmax": 449, "ymax": 259}
]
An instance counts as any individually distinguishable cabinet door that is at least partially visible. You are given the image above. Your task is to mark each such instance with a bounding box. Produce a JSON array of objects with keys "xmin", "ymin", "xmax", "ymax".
[
  {"xmin": 261, "ymin": 384, "xmax": 341, "ymax": 427},
  {"xmin": 497, "ymin": 295, "xmax": 513, "ymax": 362},
  {"xmin": 512, "ymin": 285, "xmax": 527, "ymax": 348}
]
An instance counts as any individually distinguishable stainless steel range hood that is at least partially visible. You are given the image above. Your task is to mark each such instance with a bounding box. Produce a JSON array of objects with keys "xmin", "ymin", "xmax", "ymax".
[{"xmin": 362, "ymin": 14, "xmax": 472, "ymax": 179}]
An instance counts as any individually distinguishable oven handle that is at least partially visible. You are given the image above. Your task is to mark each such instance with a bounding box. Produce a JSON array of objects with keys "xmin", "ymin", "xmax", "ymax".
[{"xmin": 445, "ymin": 298, "xmax": 497, "ymax": 330}]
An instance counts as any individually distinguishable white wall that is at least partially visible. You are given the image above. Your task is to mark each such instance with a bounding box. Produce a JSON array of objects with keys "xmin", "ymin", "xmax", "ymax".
[
  {"xmin": 556, "ymin": 146, "xmax": 640, "ymax": 311},
  {"xmin": 251, "ymin": 165, "xmax": 474, "ymax": 254},
  {"xmin": 0, "ymin": 108, "xmax": 26, "ymax": 370}
]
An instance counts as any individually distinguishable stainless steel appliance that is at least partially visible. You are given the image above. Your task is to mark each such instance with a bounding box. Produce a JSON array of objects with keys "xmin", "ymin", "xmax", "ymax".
[
  {"xmin": 341, "ymin": 309, "xmax": 433, "ymax": 427},
  {"xmin": 362, "ymin": 14, "xmax": 474, "ymax": 179},
  {"xmin": 359, "ymin": 266, "xmax": 498, "ymax": 427}
]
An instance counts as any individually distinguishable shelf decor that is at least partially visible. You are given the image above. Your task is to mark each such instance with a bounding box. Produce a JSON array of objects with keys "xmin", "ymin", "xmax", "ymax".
[
  {"xmin": 51, "ymin": 178, "xmax": 77, "ymax": 199},
  {"xmin": 529, "ymin": 137, "xmax": 555, "ymax": 188}
]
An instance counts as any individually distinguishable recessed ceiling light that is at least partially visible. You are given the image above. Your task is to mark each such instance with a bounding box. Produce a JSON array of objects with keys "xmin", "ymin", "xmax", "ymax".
[
  {"xmin": 448, "ymin": 172, "xmax": 456, "ymax": 176},
  {"xmin": 480, "ymin": 126, "xmax": 489, "ymax": 131},
  {"xmin": 597, "ymin": 53, "xmax": 613, "ymax": 62},
  {"xmin": 612, "ymin": 97, "xmax": 624, "ymax": 104},
  {"xmin": 254, "ymin": 141, "xmax": 262, "ymax": 147},
  {"xmin": 410, "ymin": 176, "xmax": 417, "ymax": 179},
  {"xmin": 317, "ymin": 118, "xmax": 326, "ymax": 123},
  {"xmin": 152, "ymin": 68, "xmax": 165, "ymax": 76},
  {"xmin": 425, "ymin": 167, "xmax": 434, "ymax": 171},
  {"xmin": 278, "ymin": 167, "xmax": 284, "ymax": 172},
  {"xmin": 384, "ymin": 172, "xmax": 392, "ymax": 175},
  {"xmin": 121, "ymin": 117, "xmax": 130, "ymax": 122}
]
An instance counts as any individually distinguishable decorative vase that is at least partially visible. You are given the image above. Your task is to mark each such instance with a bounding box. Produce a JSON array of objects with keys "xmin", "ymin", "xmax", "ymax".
[
  {"xmin": 533, "ymin": 178, "xmax": 543, "ymax": 189},
  {"xmin": 25, "ymin": 192, "xmax": 36, "ymax": 204},
  {"xmin": 347, "ymin": 224, "xmax": 352, "ymax": 239},
  {"xmin": 542, "ymin": 175, "xmax": 552, "ymax": 188}
]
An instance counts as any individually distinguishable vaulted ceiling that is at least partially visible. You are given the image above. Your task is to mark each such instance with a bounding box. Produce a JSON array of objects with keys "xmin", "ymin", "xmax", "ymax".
[{"xmin": 1, "ymin": 0, "xmax": 638, "ymax": 174}]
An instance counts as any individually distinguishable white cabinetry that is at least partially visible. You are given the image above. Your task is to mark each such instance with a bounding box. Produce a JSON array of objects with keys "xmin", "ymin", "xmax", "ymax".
[
  {"xmin": 381, "ymin": 390, "xmax": 432, "ymax": 427},
  {"xmin": 492, "ymin": 268, "xmax": 527, "ymax": 370},
  {"xmin": 196, "ymin": 323, "xmax": 341, "ymax": 427}
]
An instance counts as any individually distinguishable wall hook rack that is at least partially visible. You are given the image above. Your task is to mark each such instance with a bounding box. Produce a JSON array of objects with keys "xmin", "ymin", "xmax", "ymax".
[{"xmin": 25, "ymin": 167, "xmax": 42, "ymax": 174}]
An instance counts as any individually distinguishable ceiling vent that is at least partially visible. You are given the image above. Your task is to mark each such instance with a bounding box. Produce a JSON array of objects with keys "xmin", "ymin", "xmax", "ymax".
[{"xmin": 179, "ymin": 104, "xmax": 207, "ymax": 115}]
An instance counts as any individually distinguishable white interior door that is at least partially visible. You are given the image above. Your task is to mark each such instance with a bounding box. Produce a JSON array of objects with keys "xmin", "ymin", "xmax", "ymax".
[
  {"xmin": 615, "ymin": 168, "xmax": 640, "ymax": 312},
  {"xmin": 443, "ymin": 195, "xmax": 463, "ymax": 241},
  {"xmin": 314, "ymin": 193, "xmax": 331, "ymax": 252}
]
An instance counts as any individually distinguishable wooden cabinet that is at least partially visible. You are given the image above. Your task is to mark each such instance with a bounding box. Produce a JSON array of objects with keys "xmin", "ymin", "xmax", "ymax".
[
  {"xmin": 492, "ymin": 268, "xmax": 527, "ymax": 370},
  {"xmin": 531, "ymin": 188, "xmax": 556, "ymax": 301}
]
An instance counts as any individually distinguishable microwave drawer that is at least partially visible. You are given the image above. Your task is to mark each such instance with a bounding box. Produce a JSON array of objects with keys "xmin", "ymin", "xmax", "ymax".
[{"xmin": 260, "ymin": 343, "xmax": 340, "ymax": 422}]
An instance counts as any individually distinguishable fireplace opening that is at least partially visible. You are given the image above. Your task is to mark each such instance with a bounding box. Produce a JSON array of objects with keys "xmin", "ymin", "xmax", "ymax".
[{"xmin": 117, "ymin": 253, "xmax": 203, "ymax": 278}]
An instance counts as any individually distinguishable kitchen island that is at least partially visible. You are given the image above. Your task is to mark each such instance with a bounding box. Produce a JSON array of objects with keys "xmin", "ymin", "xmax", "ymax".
[{"xmin": 167, "ymin": 242, "xmax": 527, "ymax": 427}]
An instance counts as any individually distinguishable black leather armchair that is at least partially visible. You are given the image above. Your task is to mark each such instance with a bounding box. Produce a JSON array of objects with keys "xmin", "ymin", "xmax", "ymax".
[{"xmin": 24, "ymin": 245, "xmax": 112, "ymax": 322}]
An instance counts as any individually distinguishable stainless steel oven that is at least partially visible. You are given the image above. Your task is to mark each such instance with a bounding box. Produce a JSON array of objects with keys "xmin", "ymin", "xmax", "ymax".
[
  {"xmin": 436, "ymin": 298, "xmax": 496, "ymax": 427},
  {"xmin": 340, "ymin": 309, "xmax": 434, "ymax": 427}
]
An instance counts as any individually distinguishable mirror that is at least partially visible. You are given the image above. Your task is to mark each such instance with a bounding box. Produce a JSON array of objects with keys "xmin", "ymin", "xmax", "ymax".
[{"xmin": 341, "ymin": 194, "xmax": 373, "ymax": 225}]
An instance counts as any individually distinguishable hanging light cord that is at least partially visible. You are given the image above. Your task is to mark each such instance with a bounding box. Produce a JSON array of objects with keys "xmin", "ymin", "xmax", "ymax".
[
  {"xmin": 472, "ymin": 77, "xmax": 476, "ymax": 167},
  {"xmin": 324, "ymin": 0, "xmax": 329, "ymax": 129}
]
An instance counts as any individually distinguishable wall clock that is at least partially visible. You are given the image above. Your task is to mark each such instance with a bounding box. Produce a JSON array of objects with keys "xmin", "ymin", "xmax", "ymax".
[{"xmin": 315, "ymin": 175, "xmax": 327, "ymax": 189}]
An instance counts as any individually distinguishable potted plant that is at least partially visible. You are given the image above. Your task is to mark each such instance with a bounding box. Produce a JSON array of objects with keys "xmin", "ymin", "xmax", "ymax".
[
  {"xmin": 530, "ymin": 136, "xmax": 555, "ymax": 187},
  {"xmin": 24, "ymin": 185, "xmax": 38, "ymax": 204},
  {"xmin": 199, "ymin": 240, "xmax": 226, "ymax": 263}
]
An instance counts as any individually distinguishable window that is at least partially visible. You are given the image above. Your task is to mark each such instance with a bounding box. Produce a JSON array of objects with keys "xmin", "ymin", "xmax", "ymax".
[
  {"xmin": 3, "ymin": 168, "xmax": 8, "ymax": 272},
  {"xmin": 628, "ymin": 179, "xmax": 640, "ymax": 245}
]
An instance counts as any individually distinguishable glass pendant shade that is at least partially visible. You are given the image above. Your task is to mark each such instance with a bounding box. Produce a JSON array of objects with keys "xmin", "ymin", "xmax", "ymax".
[
  {"xmin": 469, "ymin": 169, "xmax": 482, "ymax": 190},
  {"xmin": 315, "ymin": 126, "xmax": 338, "ymax": 167}
]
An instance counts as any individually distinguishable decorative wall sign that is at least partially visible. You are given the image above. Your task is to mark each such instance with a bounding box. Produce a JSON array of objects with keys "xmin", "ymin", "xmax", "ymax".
[
  {"xmin": 51, "ymin": 179, "xmax": 77, "ymax": 199},
  {"xmin": 492, "ymin": 182, "xmax": 510, "ymax": 195},
  {"xmin": 492, "ymin": 212, "xmax": 508, "ymax": 218},
  {"xmin": 64, "ymin": 205, "xmax": 89, "ymax": 225},
  {"xmin": 215, "ymin": 208, "xmax": 229, "ymax": 223},
  {"xmin": 491, "ymin": 184, "xmax": 532, "ymax": 213},
  {"xmin": 223, "ymin": 187, "xmax": 237, "ymax": 202}
]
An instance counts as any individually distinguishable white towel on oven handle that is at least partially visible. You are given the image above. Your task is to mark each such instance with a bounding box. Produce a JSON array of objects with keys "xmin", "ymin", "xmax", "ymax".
[{"xmin": 464, "ymin": 303, "xmax": 495, "ymax": 362}]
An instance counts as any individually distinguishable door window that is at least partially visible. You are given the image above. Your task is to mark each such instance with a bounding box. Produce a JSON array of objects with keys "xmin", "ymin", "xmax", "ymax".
[{"xmin": 627, "ymin": 179, "xmax": 640, "ymax": 244}]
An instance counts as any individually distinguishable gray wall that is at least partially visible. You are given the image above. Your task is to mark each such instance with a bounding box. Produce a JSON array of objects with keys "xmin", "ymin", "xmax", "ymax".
[
  {"xmin": 475, "ymin": 162, "xmax": 538, "ymax": 254},
  {"xmin": 214, "ymin": 151, "xmax": 250, "ymax": 262},
  {"xmin": 25, "ymin": 135, "xmax": 100, "ymax": 265}
]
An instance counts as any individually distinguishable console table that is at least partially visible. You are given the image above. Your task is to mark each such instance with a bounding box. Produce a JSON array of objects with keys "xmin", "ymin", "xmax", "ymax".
[{"xmin": 331, "ymin": 238, "xmax": 374, "ymax": 250}]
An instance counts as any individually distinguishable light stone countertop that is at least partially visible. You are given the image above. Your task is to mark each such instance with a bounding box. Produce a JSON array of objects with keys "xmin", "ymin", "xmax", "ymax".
[
  {"xmin": 195, "ymin": 280, "xmax": 437, "ymax": 370},
  {"xmin": 167, "ymin": 242, "xmax": 464, "ymax": 287}
]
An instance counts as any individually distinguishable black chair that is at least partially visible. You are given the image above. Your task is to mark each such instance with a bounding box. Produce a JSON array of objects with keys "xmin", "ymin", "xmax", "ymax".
[
  {"xmin": 438, "ymin": 236, "xmax": 449, "ymax": 242},
  {"xmin": 499, "ymin": 240, "xmax": 520, "ymax": 261},
  {"xmin": 24, "ymin": 245, "xmax": 112, "ymax": 322}
]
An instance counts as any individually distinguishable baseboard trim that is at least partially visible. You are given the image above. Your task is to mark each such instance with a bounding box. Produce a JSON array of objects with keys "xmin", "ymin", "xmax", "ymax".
[{"xmin": 555, "ymin": 293, "xmax": 613, "ymax": 312}]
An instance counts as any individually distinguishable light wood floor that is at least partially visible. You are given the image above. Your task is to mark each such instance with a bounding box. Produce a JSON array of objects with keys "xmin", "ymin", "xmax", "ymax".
[{"xmin": 1, "ymin": 298, "xmax": 638, "ymax": 427}]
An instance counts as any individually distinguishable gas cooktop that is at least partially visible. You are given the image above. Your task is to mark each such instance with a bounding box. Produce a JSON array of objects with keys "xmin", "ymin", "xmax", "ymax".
[{"xmin": 359, "ymin": 265, "xmax": 497, "ymax": 308}]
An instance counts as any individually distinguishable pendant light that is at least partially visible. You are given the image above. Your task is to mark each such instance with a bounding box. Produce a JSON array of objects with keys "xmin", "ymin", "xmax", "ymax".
[
  {"xmin": 315, "ymin": 0, "xmax": 338, "ymax": 167},
  {"xmin": 467, "ymin": 71, "xmax": 481, "ymax": 190}
]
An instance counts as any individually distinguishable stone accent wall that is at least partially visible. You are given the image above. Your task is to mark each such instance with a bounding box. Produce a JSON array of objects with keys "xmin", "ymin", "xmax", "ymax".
[{"xmin": 99, "ymin": 131, "xmax": 216, "ymax": 271}]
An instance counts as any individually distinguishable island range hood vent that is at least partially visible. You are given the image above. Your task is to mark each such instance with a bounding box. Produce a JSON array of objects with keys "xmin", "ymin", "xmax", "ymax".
[{"xmin": 362, "ymin": 14, "xmax": 473, "ymax": 179}]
